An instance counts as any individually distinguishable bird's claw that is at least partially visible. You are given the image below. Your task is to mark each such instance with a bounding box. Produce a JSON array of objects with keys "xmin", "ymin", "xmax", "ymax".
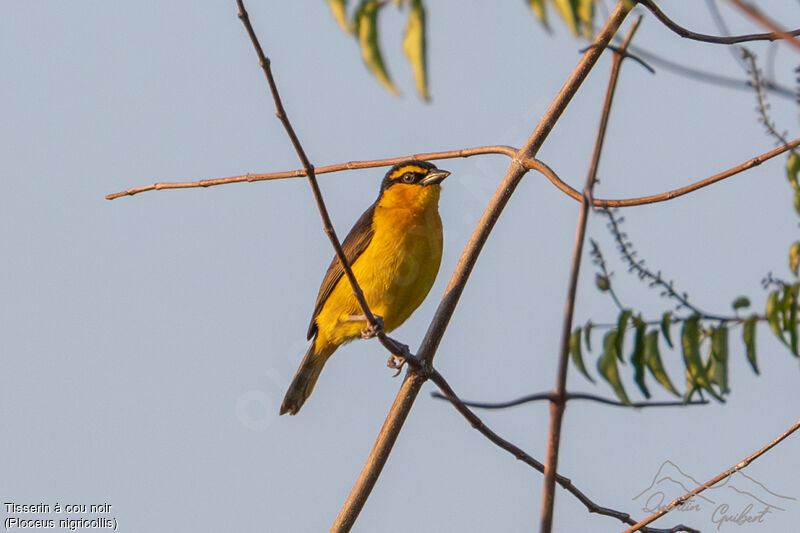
[
  {"xmin": 387, "ymin": 353, "xmax": 407, "ymax": 377},
  {"xmin": 361, "ymin": 315, "xmax": 384, "ymax": 339}
]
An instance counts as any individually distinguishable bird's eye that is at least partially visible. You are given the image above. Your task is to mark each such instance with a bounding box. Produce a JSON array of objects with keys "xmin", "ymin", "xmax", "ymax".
[{"xmin": 402, "ymin": 173, "xmax": 416, "ymax": 184}]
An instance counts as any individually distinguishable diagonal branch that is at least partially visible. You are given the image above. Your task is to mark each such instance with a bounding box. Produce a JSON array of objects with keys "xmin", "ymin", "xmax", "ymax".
[
  {"xmin": 540, "ymin": 17, "xmax": 643, "ymax": 533},
  {"xmin": 724, "ymin": 0, "xmax": 800, "ymax": 53},
  {"xmin": 331, "ymin": 2, "xmax": 635, "ymax": 531},
  {"xmin": 623, "ymin": 418, "xmax": 800, "ymax": 532},
  {"xmin": 235, "ymin": 0, "xmax": 407, "ymax": 359},
  {"xmin": 426, "ymin": 365, "xmax": 699, "ymax": 533},
  {"xmin": 638, "ymin": 0, "xmax": 800, "ymax": 46}
]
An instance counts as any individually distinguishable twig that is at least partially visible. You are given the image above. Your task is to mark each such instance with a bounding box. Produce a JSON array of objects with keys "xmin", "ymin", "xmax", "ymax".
[
  {"xmin": 540, "ymin": 18, "xmax": 642, "ymax": 533},
  {"xmin": 108, "ymin": 137, "xmax": 800, "ymax": 211},
  {"xmin": 104, "ymin": 145, "xmax": 516, "ymax": 200},
  {"xmin": 624, "ymin": 418, "xmax": 800, "ymax": 532},
  {"xmin": 638, "ymin": 0, "xmax": 800, "ymax": 46},
  {"xmin": 741, "ymin": 49, "xmax": 793, "ymax": 148},
  {"xmin": 430, "ymin": 390, "xmax": 709, "ymax": 410},
  {"xmin": 724, "ymin": 0, "xmax": 800, "ymax": 54},
  {"xmin": 235, "ymin": 0, "xmax": 415, "ymax": 361},
  {"xmin": 332, "ymin": 3, "xmax": 635, "ymax": 531},
  {"xmin": 426, "ymin": 366, "xmax": 698, "ymax": 533},
  {"xmin": 589, "ymin": 238, "xmax": 624, "ymax": 310},
  {"xmin": 601, "ymin": 208, "xmax": 729, "ymax": 321}
]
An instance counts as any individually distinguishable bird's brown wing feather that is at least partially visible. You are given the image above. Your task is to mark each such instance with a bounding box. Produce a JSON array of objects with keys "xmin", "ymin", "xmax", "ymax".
[{"xmin": 307, "ymin": 202, "xmax": 376, "ymax": 340}]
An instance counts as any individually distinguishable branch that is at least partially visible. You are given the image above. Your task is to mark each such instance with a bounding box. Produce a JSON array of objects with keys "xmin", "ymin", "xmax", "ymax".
[
  {"xmin": 235, "ymin": 1, "xmax": 411, "ymax": 365},
  {"xmin": 541, "ymin": 18, "xmax": 642, "ymax": 532},
  {"xmin": 332, "ymin": 2, "xmax": 635, "ymax": 531},
  {"xmin": 724, "ymin": 0, "xmax": 800, "ymax": 53},
  {"xmin": 430, "ymin": 390, "xmax": 708, "ymax": 410},
  {"xmin": 426, "ymin": 365, "xmax": 698, "ymax": 533},
  {"xmin": 104, "ymin": 145, "xmax": 516, "ymax": 200},
  {"xmin": 638, "ymin": 0, "xmax": 800, "ymax": 46},
  {"xmin": 623, "ymin": 418, "xmax": 800, "ymax": 532}
]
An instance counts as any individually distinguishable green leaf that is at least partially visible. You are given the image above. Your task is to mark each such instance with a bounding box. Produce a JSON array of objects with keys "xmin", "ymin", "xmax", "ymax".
[
  {"xmin": 597, "ymin": 331, "xmax": 631, "ymax": 405},
  {"xmin": 791, "ymin": 242, "xmax": 800, "ymax": 277},
  {"xmin": 732, "ymin": 296, "xmax": 751, "ymax": 311},
  {"xmin": 743, "ymin": 314, "xmax": 759, "ymax": 375},
  {"xmin": 794, "ymin": 190, "xmax": 800, "ymax": 216},
  {"xmin": 584, "ymin": 321, "xmax": 593, "ymax": 352},
  {"xmin": 551, "ymin": 0, "xmax": 580, "ymax": 36},
  {"xmin": 645, "ymin": 330, "xmax": 679, "ymax": 396},
  {"xmin": 570, "ymin": 328, "xmax": 594, "ymax": 382},
  {"xmin": 787, "ymin": 152, "xmax": 800, "ymax": 190},
  {"xmin": 402, "ymin": 0, "xmax": 428, "ymax": 101},
  {"xmin": 528, "ymin": 0, "xmax": 551, "ymax": 31},
  {"xmin": 576, "ymin": 0, "xmax": 594, "ymax": 38},
  {"xmin": 354, "ymin": 0, "xmax": 401, "ymax": 96},
  {"xmin": 766, "ymin": 289, "xmax": 786, "ymax": 346},
  {"xmin": 681, "ymin": 315, "xmax": 705, "ymax": 387},
  {"xmin": 595, "ymin": 273, "xmax": 610, "ymax": 292},
  {"xmin": 327, "ymin": 0, "xmax": 352, "ymax": 33},
  {"xmin": 789, "ymin": 284, "xmax": 799, "ymax": 356},
  {"xmin": 615, "ymin": 309, "xmax": 632, "ymax": 362},
  {"xmin": 660, "ymin": 311, "xmax": 673, "ymax": 348},
  {"xmin": 630, "ymin": 318, "xmax": 649, "ymax": 398},
  {"xmin": 709, "ymin": 326, "xmax": 729, "ymax": 394}
]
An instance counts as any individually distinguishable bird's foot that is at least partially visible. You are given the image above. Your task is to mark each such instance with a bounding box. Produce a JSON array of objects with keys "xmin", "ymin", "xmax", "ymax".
[
  {"xmin": 386, "ymin": 339, "xmax": 412, "ymax": 377},
  {"xmin": 387, "ymin": 353, "xmax": 406, "ymax": 377},
  {"xmin": 361, "ymin": 315, "xmax": 384, "ymax": 339}
]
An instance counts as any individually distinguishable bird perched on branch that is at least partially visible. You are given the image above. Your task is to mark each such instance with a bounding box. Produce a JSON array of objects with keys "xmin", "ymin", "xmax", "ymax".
[{"xmin": 281, "ymin": 160, "xmax": 450, "ymax": 415}]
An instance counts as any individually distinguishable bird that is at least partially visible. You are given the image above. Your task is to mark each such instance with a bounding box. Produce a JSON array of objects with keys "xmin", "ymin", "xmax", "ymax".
[{"xmin": 280, "ymin": 160, "xmax": 450, "ymax": 415}]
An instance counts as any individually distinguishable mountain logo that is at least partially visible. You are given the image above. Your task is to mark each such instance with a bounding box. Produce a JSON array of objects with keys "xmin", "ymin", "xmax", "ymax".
[{"xmin": 633, "ymin": 460, "xmax": 795, "ymax": 530}]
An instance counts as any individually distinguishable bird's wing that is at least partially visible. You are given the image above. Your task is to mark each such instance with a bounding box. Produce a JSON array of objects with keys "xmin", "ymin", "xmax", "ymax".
[{"xmin": 307, "ymin": 202, "xmax": 376, "ymax": 340}]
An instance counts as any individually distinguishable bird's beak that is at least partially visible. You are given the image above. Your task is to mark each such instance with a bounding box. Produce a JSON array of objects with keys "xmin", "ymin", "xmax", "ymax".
[{"xmin": 421, "ymin": 169, "xmax": 450, "ymax": 186}]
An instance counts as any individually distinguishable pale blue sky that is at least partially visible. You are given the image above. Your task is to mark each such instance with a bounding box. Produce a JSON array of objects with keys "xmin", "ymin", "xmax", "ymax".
[{"xmin": 2, "ymin": 2, "xmax": 799, "ymax": 532}]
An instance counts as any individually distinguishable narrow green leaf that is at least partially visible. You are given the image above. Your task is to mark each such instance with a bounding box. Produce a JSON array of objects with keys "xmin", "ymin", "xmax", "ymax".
[
  {"xmin": 766, "ymin": 289, "xmax": 786, "ymax": 346},
  {"xmin": 660, "ymin": 311, "xmax": 673, "ymax": 348},
  {"xmin": 355, "ymin": 1, "xmax": 401, "ymax": 96},
  {"xmin": 794, "ymin": 190, "xmax": 800, "ymax": 216},
  {"xmin": 645, "ymin": 330, "xmax": 679, "ymax": 396},
  {"xmin": 327, "ymin": 0, "xmax": 352, "ymax": 33},
  {"xmin": 576, "ymin": 0, "xmax": 594, "ymax": 38},
  {"xmin": 743, "ymin": 314, "xmax": 759, "ymax": 375},
  {"xmin": 630, "ymin": 318, "xmax": 649, "ymax": 398},
  {"xmin": 787, "ymin": 152, "xmax": 800, "ymax": 190},
  {"xmin": 527, "ymin": 0, "xmax": 550, "ymax": 31},
  {"xmin": 570, "ymin": 328, "xmax": 594, "ymax": 382},
  {"xmin": 615, "ymin": 309, "xmax": 632, "ymax": 362},
  {"xmin": 597, "ymin": 331, "xmax": 631, "ymax": 405},
  {"xmin": 790, "ymin": 242, "xmax": 800, "ymax": 277},
  {"xmin": 709, "ymin": 326, "xmax": 729, "ymax": 394},
  {"xmin": 402, "ymin": 0, "xmax": 428, "ymax": 101},
  {"xmin": 551, "ymin": 0, "xmax": 580, "ymax": 36},
  {"xmin": 584, "ymin": 321, "xmax": 593, "ymax": 352},
  {"xmin": 681, "ymin": 315, "xmax": 705, "ymax": 387},
  {"xmin": 732, "ymin": 296, "xmax": 751, "ymax": 311}
]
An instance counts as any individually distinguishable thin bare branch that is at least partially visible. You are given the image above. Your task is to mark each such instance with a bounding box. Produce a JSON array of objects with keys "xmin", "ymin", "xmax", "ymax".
[
  {"xmin": 624, "ymin": 418, "xmax": 800, "ymax": 532},
  {"xmin": 541, "ymin": 18, "xmax": 642, "ymax": 532},
  {"xmin": 332, "ymin": 3, "xmax": 635, "ymax": 531},
  {"xmin": 235, "ymin": 0, "xmax": 415, "ymax": 362},
  {"xmin": 426, "ymin": 366, "xmax": 699, "ymax": 533},
  {"xmin": 104, "ymin": 145, "xmax": 516, "ymax": 200},
  {"xmin": 724, "ymin": 0, "xmax": 800, "ymax": 53},
  {"xmin": 638, "ymin": 0, "xmax": 800, "ymax": 46},
  {"xmin": 430, "ymin": 390, "xmax": 708, "ymax": 410}
]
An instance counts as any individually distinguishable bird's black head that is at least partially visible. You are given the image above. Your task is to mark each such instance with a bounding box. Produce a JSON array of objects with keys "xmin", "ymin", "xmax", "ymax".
[{"xmin": 380, "ymin": 160, "xmax": 450, "ymax": 191}]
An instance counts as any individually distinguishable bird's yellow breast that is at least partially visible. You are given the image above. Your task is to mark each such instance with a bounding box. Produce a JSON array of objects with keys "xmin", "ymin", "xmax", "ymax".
[{"xmin": 314, "ymin": 184, "xmax": 443, "ymax": 349}]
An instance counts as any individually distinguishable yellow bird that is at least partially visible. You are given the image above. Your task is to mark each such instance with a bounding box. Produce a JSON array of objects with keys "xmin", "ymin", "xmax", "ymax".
[{"xmin": 280, "ymin": 161, "xmax": 450, "ymax": 415}]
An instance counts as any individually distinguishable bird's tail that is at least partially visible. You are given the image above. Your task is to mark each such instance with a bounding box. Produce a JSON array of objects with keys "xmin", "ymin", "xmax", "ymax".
[{"xmin": 280, "ymin": 341, "xmax": 336, "ymax": 415}]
